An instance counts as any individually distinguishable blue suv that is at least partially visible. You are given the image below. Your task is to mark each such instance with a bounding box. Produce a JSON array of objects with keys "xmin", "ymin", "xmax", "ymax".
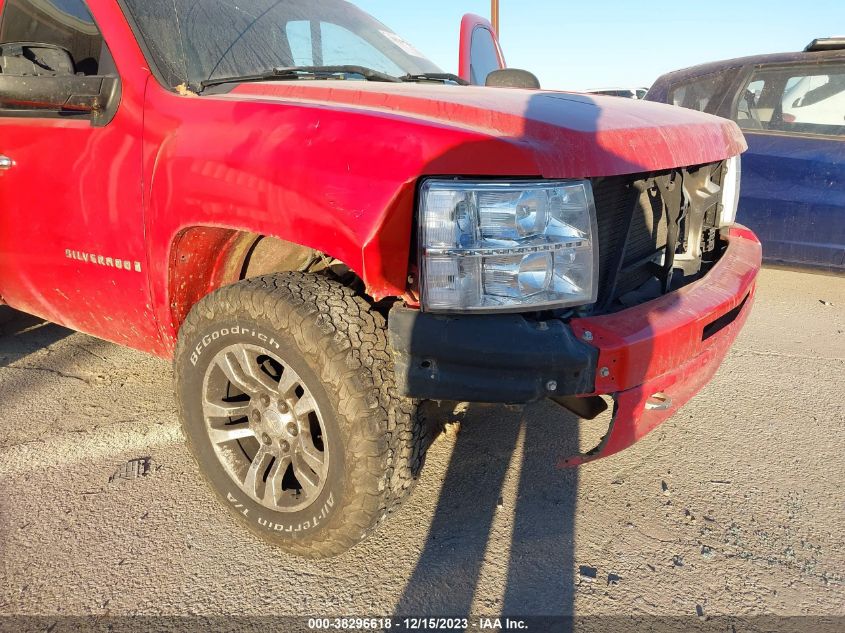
[{"xmin": 646, "ymin": 38, "xmax": 845, "ymax": 272}]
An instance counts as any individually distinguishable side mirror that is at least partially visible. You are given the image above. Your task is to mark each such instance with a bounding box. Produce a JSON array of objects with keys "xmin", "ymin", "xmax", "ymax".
[
  {"xmin": 0, "ymin": 74, "xmax": 120, "ymax": 126},
  {"xmin": 485, "ymin": 68, "xmax": 541, "ymax": 90},
  {"xmin": 0, "ymin": 42, "xmax": 120, "ymax": 126},
  {"xmin": 0, "ymin": 42, "xmax": 75, "ymax": 76}
]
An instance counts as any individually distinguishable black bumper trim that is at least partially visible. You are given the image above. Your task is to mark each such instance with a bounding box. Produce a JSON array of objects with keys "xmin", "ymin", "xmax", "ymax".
[{"xmin": 388, "ymin": 307, "xmax": 598, "ymax": 404}]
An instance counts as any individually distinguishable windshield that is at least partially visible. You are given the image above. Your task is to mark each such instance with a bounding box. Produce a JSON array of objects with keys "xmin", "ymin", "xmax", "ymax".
[{"xmin": 122, "ymin": 0, "xmax": 443, "ymax": 89}]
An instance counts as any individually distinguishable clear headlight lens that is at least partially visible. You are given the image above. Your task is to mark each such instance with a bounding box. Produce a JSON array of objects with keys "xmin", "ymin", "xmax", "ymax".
[
  {"xmin": 419, "ymin": 180, "xmax": 599, "ymax": 312},
  {"xmin": 720, "ymin": 155, "xmax": 742, "ymax": 227}
]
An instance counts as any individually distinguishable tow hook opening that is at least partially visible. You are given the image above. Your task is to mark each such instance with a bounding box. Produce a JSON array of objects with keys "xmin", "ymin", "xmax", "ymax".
[{"xmin": 645, "ymin": 392, "xmax": 672, "ymax": 411}]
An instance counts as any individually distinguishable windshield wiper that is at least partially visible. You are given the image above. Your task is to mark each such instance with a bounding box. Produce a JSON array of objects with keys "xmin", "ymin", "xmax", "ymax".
[
  {"xmin": 399, "ymin": 73, "xmax": 468, "ymax": 85},
  {"xmin": 201, "ymin": 65, "xmax": 401, "ymax": 90}
]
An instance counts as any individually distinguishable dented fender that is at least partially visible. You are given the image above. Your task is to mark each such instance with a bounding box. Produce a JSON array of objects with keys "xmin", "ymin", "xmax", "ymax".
[{"xmin": 145, "ymin": 80, "xmax": 746, "ymax": 352}]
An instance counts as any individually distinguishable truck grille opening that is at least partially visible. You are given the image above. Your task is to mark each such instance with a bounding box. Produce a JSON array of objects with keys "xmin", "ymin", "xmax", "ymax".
[{"xmin": 591, "ymin": 161, "xmax": 726, "ymax": 314}]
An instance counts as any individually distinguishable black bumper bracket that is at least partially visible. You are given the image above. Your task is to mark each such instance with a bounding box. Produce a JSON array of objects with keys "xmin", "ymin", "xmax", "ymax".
[{"xmin": 388, "ymin": 307, "xmax": 598, "ymax": 404}]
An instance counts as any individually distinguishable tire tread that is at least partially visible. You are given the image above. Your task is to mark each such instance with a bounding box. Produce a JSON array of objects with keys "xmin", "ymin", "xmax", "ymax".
[{"xmin": 174, "ymin": 273, "xmax": 422, "ymax": 558}]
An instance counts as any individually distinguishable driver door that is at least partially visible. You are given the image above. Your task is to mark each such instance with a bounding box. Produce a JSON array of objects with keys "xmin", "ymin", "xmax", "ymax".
[
  {"xmin": 0, "ymin": 0, "xmax": 157, "ymax": 347},
  {"xmin": 458, "ymin": 14, "xmax": 505, "ymax": 85}
]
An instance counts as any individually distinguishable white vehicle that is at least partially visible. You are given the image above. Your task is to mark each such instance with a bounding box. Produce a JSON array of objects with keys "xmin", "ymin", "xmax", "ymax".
[
  {"xmin": 782, "ymin": 73, "xmax": 845, "ymax": 125},
  {"xmin": 584, "ymin": 87, "xmax": 649, "ymax": 99}
]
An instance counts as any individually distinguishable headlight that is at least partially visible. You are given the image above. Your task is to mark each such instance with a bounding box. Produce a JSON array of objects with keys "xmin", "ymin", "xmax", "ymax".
[
  {"xmin": 720, "ymin": 155, "xmax": 742, "ymax": 227},
  {"xmin": 419, "ymin": 179, "xmax": 599, "ymax": 312}
]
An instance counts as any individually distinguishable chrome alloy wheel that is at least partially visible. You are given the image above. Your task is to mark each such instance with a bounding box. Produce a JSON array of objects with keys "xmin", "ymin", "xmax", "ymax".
[{"xmin": 201, "ymin": 343, "xmax": 329, "ymax": 512}]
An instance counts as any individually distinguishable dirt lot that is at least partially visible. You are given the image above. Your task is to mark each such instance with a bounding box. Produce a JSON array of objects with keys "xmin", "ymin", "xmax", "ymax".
[{"xmin": 0, "ymin": 267, "xmax": 843, "ymax": 626}]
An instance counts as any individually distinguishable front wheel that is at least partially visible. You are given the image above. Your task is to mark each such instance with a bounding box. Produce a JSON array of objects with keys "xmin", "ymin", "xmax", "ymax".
[{"xmin": 174, "ymin": 273, "xmax": 423, "ymax": 558}]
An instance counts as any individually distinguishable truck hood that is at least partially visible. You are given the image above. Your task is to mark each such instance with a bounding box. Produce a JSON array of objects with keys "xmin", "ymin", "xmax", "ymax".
[{"xmin": 225, "ymin": 81, "xmax": 746, "ymax": 178}]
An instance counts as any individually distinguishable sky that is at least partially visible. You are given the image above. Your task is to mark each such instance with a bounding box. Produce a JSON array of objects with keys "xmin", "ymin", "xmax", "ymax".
[{"xmin": 353, "ymin": 0, "xmax": 845, "ymax": 91}]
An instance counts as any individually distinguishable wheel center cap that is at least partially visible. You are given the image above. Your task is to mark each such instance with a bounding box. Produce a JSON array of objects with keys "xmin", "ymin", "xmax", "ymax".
[{"xmin": 263, "ymin": 408, "xmax": 287, "ymax": 436}]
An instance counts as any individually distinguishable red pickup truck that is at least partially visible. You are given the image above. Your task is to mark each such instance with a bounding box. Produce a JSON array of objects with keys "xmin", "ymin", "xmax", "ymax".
[{"xmin": 0, "ymin": 0, "xmax": 761, "ymax": 558}]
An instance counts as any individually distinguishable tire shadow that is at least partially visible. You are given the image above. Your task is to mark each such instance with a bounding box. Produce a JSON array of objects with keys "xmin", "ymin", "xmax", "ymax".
[{"xmin": 395, "ymin": 400, "xmax": 581, "ymax": 623}]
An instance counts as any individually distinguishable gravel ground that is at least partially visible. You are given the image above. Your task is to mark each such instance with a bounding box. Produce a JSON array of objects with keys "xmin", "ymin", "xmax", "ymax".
[{"xmin": 0, "ymin": 267, "xmax": 843, "ymax": 625}]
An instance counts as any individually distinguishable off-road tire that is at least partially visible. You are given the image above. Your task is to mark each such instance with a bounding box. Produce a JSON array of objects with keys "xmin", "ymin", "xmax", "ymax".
[{"xmin": 174, "ymin": 273, "xmax": 424, "ymax": 558}]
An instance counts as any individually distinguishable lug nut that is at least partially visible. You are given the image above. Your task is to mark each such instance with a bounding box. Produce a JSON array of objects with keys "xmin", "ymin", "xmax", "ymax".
[
  {"xmin": 546, "ymin": 380, "xmax": 558, "ymax": 392},
  {"xmin": 280, "ymin": 440, "xmax": 291, "ymax": 452},
  {"xmin": 259, "ymin": 394, "xmax": 271, "ymax": 407},
  {"xmin": 261, "ymin": 433, "xmax": 272, "ymax": 446},
  {"xmin": 286, "ymin": 422, "xmax": 299, "ymax": 437},
  {"xmin": 278, "ymin": 401, "xmax": 289, "ymax": 413},
  {"xmin": 582, "ymin": 331, "xmax": 594, "ymax": 342},
  {"xmin": 600, "ymin": 367, "xmax": 611, "ymax": 378},
  {"xmin": 250, "ymin": 410, "xmax": 261, "ymax": 423}
]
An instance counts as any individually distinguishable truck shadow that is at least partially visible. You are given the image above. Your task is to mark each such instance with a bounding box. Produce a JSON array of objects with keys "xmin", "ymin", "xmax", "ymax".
[
  {"xmin": 0, "ymin": 308, "xmax": 78, "ymax": 413},
  {"xmin": 0, "ymin": 307, "xmax": 73, "ymax": 367},
  {"xmin": 395, "ymin": 400, "xmax": 581, "ymax": 621},
  {"xmin": 391, "ymin": 91, "xmax": 698, "ymax": 625}
]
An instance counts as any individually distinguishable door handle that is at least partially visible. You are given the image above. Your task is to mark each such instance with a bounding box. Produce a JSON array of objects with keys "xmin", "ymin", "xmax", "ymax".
[{"xmin": 0, "ymin": 155, "xmax": 14, "ymax": 170}]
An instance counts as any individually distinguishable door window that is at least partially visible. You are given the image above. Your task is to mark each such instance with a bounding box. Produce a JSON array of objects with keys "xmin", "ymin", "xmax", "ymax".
[
  {"xmin": 733, "ymin": 65, "xmax": 845, "ymax": 137},
  {"xmin": 470, "ymin": 26, "xmax": 501, "ymax": 85},
  {"xmin": 0, "ymin": 0, "xmax": 104, "ymax": 75},
  {"xmin": 0, "ymin": 0, "xmax": 117, "ymax": 119}
]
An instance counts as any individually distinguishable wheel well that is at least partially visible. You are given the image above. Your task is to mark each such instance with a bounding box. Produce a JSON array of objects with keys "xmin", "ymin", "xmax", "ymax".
[{"xmin": 168, "ymin": 227, "xmax": 367, "ymax": 332}]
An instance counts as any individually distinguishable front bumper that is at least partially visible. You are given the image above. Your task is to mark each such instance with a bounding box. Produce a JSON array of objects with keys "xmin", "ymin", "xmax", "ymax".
[{"xmin": 389, "ymin": 226, "xmax": 762, "ymax": 461}]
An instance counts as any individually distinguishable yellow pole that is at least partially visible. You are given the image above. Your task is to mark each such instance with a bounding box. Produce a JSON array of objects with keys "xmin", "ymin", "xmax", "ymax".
[{"xmin": 491, "ymin": 0, "xmax": 500, "ymax": 36}]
